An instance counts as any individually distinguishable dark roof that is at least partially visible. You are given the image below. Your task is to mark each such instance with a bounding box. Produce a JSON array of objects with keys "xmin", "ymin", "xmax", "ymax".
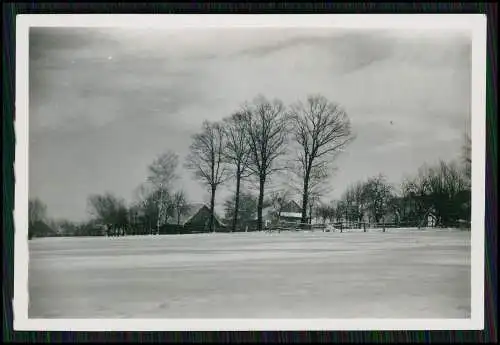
[
  {"xmin": 167, "ymin": 203, "xmax": 225, "ymax": 226},
  {"xmin": 283, "ymin": 200, "xmax": 302, "ymax": 213}
]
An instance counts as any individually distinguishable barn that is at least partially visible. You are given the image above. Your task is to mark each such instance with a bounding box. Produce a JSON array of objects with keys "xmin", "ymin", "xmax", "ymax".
[{"xmin": 164, "ymin": 203, "xmax": 226, "ymax": 233}]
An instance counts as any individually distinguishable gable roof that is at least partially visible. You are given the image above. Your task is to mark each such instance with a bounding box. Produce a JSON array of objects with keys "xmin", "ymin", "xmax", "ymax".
[
  {"xmin": 167, "ymin": 203, "xmax": 225, "ymax": 227},
  {"xmin": 167, "ymin": 202, "xmax": 204, "ymax": 225},
  {"xmin": 283, "ymin": 200, "xmax": 302, "ymax": 213}
]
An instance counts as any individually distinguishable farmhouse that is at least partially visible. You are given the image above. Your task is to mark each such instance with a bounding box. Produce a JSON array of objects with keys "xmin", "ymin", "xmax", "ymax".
[
  {"xmin": 166, "ymin": 203, "xmax": 225, "ymax": 232},
  {"xmin": 258, "ymin": 200, "xmax": 306, "ymax": 227},
  {"xmin": 278, "ymin": 200, "xmax": 303, "ymax": 224}
]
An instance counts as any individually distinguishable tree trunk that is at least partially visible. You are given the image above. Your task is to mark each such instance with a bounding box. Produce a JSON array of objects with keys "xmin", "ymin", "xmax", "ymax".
[
  {"xmin": 232, "ymin": 170, "xmax": 242, "ymax": 232},
  {"xmin": 209, "ymin": 185, "xmax": 216, "ymax": 232},
  {"xmin": 301, "ymin": 178, "xmax": 309, "ymax": 226},
  {"xmin": 257, "ymin": 175, "xmax": 266, "ymax": 231}
]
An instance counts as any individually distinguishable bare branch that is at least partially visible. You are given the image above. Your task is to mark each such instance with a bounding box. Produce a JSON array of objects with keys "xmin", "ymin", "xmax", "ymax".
[
  {"xmin": 185, "ymin": 120, "xmax": 229, "ymax": 232},
  {"xmin": 240, "ymin": 95, "xmax": 290, "ymax": 230},
  {"xmin": 289, "ymin": 94, "xmax": 354, "ymax": 222},
  {"xmin": 185, "ymin": 120, "xmax": 229, "ymax": 189},
  {"xmin": 147, "ymin": 151, "xmax": 179, "ymax": 190}
]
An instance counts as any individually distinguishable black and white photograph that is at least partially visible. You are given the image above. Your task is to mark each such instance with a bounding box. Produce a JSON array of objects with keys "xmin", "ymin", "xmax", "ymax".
[{"xmin": 15, "ymin": 15, "xmax": 486, "ymax": 331}]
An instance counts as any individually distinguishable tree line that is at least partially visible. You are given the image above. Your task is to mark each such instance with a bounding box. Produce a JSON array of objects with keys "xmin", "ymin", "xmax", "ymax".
[
  {"xmin": 184, "ymin": 94, "xmax": 353, "ymax": 232},
  {"xmin": 28, "ymin": 93, "xmax": 471, "ymax": 238},
  {"xmin": 315, "ymin": 138, "xmax": 471, "ymax": 229}
]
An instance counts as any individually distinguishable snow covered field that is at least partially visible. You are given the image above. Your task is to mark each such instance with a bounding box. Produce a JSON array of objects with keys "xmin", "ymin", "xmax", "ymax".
[{"xmin": 28, "ymin": 229, "xmax": 471, "ymax": 319}]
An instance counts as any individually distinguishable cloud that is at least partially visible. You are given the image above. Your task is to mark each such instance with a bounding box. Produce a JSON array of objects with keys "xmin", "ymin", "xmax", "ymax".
[{"xmin": 30, "ymin": 29, "xmax": 208, "ymax": 133}]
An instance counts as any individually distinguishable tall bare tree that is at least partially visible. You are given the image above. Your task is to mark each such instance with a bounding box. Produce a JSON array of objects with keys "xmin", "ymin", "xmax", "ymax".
[
  {"xmin": 289, "ymin": 95, "xmax": 353, "ymax": 224},
  {"xmin": 222, "ymin": 112, "xmax": 252, "ymax": 232},
  {"xmin": 146, "ymin": 151, "xmax": 179, "ymax": 232},
  {"xmin": 242, "ymin": 96, "xmax": 289, "ymax": 231},
  {"xmin": 185, "ymin": 121, "xmax": 228, "ymax": 232}
]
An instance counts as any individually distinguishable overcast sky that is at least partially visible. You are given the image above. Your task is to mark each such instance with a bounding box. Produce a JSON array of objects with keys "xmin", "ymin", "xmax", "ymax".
[{"xmin": 29, "ymin": 27, "xmax": 471, "ymax": 222}]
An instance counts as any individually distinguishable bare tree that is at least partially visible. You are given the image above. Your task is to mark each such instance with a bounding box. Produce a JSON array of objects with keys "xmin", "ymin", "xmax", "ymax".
[
  {"xmin": 29, "ymin": 198, "xmax": 47, "ymax": 227},
  {"xmin": 28, "ymin": 198, "xmax": 48, "ymax": 239},
  {"xmin": 289, "ymin": 95, "xmax": 353, "ymax": 224},
  {"xmin": 335, "ymin": 200, "xmax": 347, "ymax": 223},
  {"xmin": 133, "ymin": 184, "xmax": 162, "ymax": 234},
  {"xmin": 185, "ymin": 120, "xmax": 228, "ymax": 232},
  {"xmin": 172, "ymin": 190, "xmax": 189, "ymax": 225},
  {"xmin": 222, "ymin": 112, "xmax": 253, "ymax": 232},
  {"xmin": 328, "ymin": 203, "xmax": 338, "ymax": 223},
  {"xmin": 402, "ymin": 160, "xmax": 470, "ymax": 227},
  {"xmin": 343, "ymin": 181, "xmax": 367, "ymax": 224},
  {"xmin": 147, "ymin": 151, "xmax": 179, "ymax": 189},
  {"xmin": 401, "ymin": 166, "xmax": 433, "ymax": 226},
  {"xmin": 308, "ymin": 190, "xmax": 325, "ymax": 224},
  {"xmin": 339, "ymin": 184, "xmax": 363, "ymax": 225},
  {"xmin": 87, "ymin": 192, "xmax": 129, "ymax": 235},
  {"xmin": 242, "ymin": 95, "xmax": 289, "ymax": 231},
  {"xmin": 425, "ymin": 160, "xmax": 469, "ymax": 226},
  {"xmin": 362, "ymin": 175, "xmax": 394, "ymax": 224},
  {"xmin": 316, "ymin": 203, "xmax": 331, "ymax": 224},
  {"xmin": 145, "ymin": 151, "xmax": 180, "ymax": 233}
]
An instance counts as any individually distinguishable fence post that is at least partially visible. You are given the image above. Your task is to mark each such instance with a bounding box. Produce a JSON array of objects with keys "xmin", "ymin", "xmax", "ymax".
[{"xmin": 383, "ymin": 221, "xmax": 386, "ymax": 232}]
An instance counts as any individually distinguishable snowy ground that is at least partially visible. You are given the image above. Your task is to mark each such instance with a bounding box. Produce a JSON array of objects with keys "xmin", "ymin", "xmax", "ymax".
[{"xmin": 28, "ymin": 228, "xmax": 471, "ymax": 319}]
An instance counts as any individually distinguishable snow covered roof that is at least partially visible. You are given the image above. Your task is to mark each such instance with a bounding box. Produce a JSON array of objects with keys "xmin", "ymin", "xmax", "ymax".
[{"xmin": 281, "ymin": 212, "xmax": 302, "ymax": 219}]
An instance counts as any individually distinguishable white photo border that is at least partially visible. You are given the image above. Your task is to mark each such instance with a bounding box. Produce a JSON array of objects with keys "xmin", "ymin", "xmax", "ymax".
[{"xmin": 14, "ymin": 14, "xmax": 487, "ymax": 331}]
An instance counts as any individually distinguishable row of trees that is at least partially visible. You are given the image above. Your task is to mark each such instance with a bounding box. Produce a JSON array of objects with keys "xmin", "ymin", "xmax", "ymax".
[
  {"xmin": 314, "ymin": 136, "xmax": 472, "ymax": 228},
  {"xmin": 30, "ymin": 93, "xmax": 352, "ymax": 237},
  {"xmin": 28, "ymin": 149, "xmax": 192, "ymax": 238},
  {"xmin": 220, "ymin": 156, "xmax": 471, "ymax": 230},
  {"xmin": 29, "ymin": 93, "xmax": 471, "ymax": 237},
  {"xmin": 28, "ymin": 198, "xmax": 50, "ymax": 239},
  {"xmin": 86, "ymin": 151, "xmax": 191, "ymax": 236},
  {"xmin": 185, "ymin": 94, "xmax": 353, "ymax": 232}
]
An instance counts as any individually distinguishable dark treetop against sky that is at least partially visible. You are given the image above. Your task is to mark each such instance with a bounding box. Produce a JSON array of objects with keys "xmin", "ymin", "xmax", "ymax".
[{"xmin": 29, "ymin": 27, "xmax": 471, "ymax": 221}]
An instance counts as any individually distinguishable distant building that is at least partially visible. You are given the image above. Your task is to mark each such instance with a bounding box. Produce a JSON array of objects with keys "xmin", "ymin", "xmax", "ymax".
[
  {"xmin": 258, "ymin": 200, "xmax": 305, "ymax": 227},
  {"xmin": 167, "ymin": 203, "xmax": 225, "ymax": 231},
  {"xmin": 279, "ymin": 200, "xmax": 303, "ymax": 224}
]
